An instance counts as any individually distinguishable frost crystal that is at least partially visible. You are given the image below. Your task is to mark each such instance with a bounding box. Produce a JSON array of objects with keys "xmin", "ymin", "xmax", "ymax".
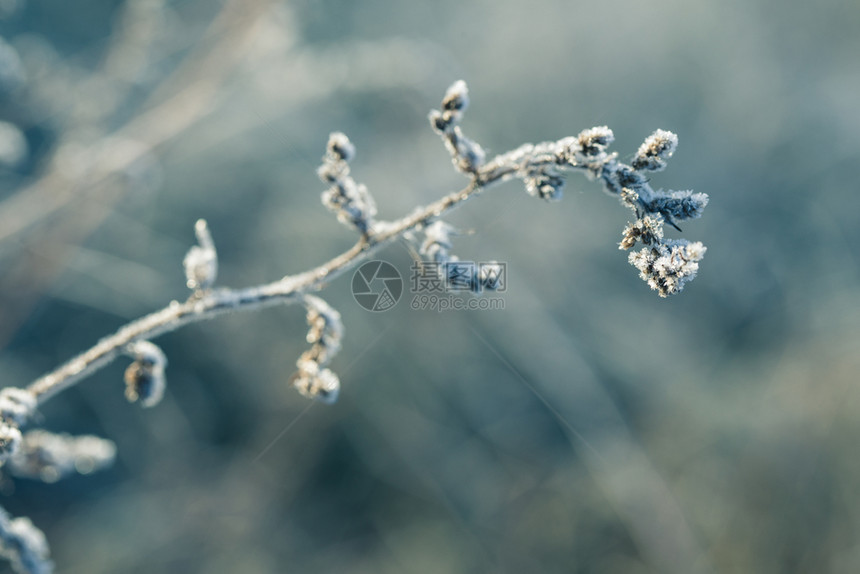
[
  {"xmin": 183, "ymin": 219, "xmax": 218, "ymax": 291},
  {"xmin": 632, "ymin": 129, "xmax": 678, "ymax": 172},
  {"xmin": 628, "ymin": 240, "xmax": 707, "ymax": 297}
]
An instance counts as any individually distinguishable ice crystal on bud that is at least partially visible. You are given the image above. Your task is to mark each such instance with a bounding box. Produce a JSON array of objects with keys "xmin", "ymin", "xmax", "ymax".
[
  {"xmin": 0, "ymin": 507, "xmax": 52, "ymax": 574},
  {"xmin": 442, "ymin": 80, "xmax": 469, "ymax": 112},
  {"xmin": 326, "ymin": 131, "xmax": 355, "ymax": 162},
  {"xmin": 647, "ymin": 190, "xmax": 709, "ymax": 222},
  {"xmin": 292, "ymin": 360, "xmax": 340, "ymax": 404},
  {"xmin": 628, "ymin": 239, "xmax": 706, "ymax": 297},
  {"xmin": 183, "ymin": 219, "xmax": 218, "ymax": 291},
  {"xmin": 123, "ymin": 340, "xmax": 167, "ymax": 408},
  {"xmin": 8, "ymin": 431, "xmax": 116, "ymax": 483},
  {"xmin": 318, "ymin": 132, "xmax": 377, "ymax": 234},
  {"xmin": 632, "ymin": 129, "xmax": 678, "ymax": 172},
  {"xmin": 420, "ymin": 221, "xmax": 457, "ymax": 263},
  {"xmin": 524, "ymin": 173, "xmax": 564, "ymax": 201},
  {"xmin": 577, "ymin": 126, "xmax": 615, "ymax": 155},
  {"xmin": 430, "ymin": 81, "xmax": 485, "ymax": 173},
  {"xmin": 620, "ymin": 214, "xmax": 665, "ymax": 250}
]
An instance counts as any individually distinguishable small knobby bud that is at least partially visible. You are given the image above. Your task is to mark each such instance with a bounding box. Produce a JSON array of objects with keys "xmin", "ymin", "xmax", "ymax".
[
  {"xmin": 0, "ymin": 506, "xmax": 53, "ymax": 574},
  {"xmin": 420, "ymin": 221, "xmax": 457, "ymax": 263},
  {"xmin": 291, "ymin": 360, "xmax": 340, "ymax": 404},
  {"xmin": 646, "ymin": 190, "xmax": 709, "ymax": 222},
  {"xmin": 632, "ymin": 129, "xmax": 678, "ymax": 172},
  {"xmin": 326, "ymin": 132, "xmax": 355, "ymax": 162},
  {"xmin": 620, "ymin": 214, "xmax": 665, "ymax": 250},
  {"xmin": 524, "ymin": 172, "xmax": 565, "ymax": 201},
  {"xmin": 123, "ymin": 340, "xmax": 167, "ymax": 408},
  {"xmin": 577, "ymin": 126, "xmax": 615, "ymax": 156},
  {"xmin": 441, "ymin": 80, "xmax": 469, "ymax": 113},
  {"xmin": 183, "ymin": 219, "xmax": 218, "ymax": 291},
  {"xmin": 429, "ymin": 81, "xmax": 470, "ymax": 136}
]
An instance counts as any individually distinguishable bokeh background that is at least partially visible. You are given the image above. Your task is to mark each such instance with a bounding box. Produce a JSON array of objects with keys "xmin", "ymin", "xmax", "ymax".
[{"xmin": 1, "ymin": 0, "xmax": 859, "ymax": 572}]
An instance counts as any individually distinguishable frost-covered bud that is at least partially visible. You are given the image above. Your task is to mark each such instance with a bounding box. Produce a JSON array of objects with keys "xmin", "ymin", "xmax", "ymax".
[
  {"xmin": 524, "ymin": 173, "xmax": 564, "ymax": 201},
  {"xmin": 430, "ymin": 81, "xmax": 470, "ymax": 133},
  {"xmin": 420, "ymin": 221, "xmax": 456, "ymax": 263},
  {"xmin": 628, "ymin": 239, "xmax": 706, "ymax": 297},
  {"xmin": 620, "ymin": 214, "xmax": 665, "ymax": 250},
  {"xmin": 453, "ymin": 132, "xmax": 485, "ymax": 171},
  {"xmin": 632, "ymin": 129, "xmax": 678, "ymax": 172},
  {"xmin": 620, "ymin": 187, "xmax": 640, "ymax": 210},
  {"xmin": 326, "ymin": 132, "xmax": 355, "ymax": 162},
  {"xmin": 123, "ymin": 340, "xmax": 167, "ymax": 408},
  {"xmin": 0, "ymin": 507, "xmax": 53, "ymax": 574},
  {"xmin": 0, "ymin": 388, "xmax": 36, "ymax": 427},
  {"xmin": 647, "ymin": 190, "xmax": 709, "ymax": 221},
  {"xmin": 442, "ymin": 80, "xmax": 469, "ymax": 113},
  {"xmin": 303, "ymin": 295, "xmax": 343, "ymax": 365},
  {"xmin": 8, "ymin": 431, "xmax": 116, "ymax": 483},
  {"xmin": 183, "ymin": 219, "xmax": 218, "ymax": 291},
  {"xmin": 577, "ymin": 126, "xmax": 615, "ymax": 155},
  {"xmin": 292, "ymin": 360, "xmax": 340, "ymax": 404},
  {"xmin": 318, "ymin": 133, "xmax": 377, "ymax": 234},
  {"xmin": 0, "ymin": 424, "xmax": 22, "ymax": 464}
]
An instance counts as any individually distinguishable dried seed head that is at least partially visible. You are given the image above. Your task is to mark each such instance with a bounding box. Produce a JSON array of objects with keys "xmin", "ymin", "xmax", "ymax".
[{"xmin": 632, "ymin": 129, "xmax": 678, "ymax": 172}]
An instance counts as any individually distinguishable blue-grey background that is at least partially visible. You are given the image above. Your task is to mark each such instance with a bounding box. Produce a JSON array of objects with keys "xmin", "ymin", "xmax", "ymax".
[{"xmin": 1, "ymin": 0, "xmax": 859, "ymax": 572}]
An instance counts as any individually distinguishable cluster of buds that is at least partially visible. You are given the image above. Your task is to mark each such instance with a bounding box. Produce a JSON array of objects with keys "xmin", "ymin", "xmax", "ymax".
[
  {"xmin": 317, "ymin": 132, "xmax": 377, "ymax": 235},
  {"xmin": 291, "ymin": 295, "xmax": 344, "ymax": 404},
  {"xmin": 428, "ymin": 80, "xmax": 486, "ymax": 174}
]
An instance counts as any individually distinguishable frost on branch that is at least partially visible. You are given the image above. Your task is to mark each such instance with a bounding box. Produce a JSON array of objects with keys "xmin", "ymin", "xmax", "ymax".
[
  {"xmin": 0, "ymin": 506, "xmax": 52, "ymax": 574},
  {"xmin": 318, "ymin": 132, "xmax": 377, "ymax": 235},
  {"xmin": 7, "ymin": 431, "xmax": 116, "ymax": 483},
  {"xmin": 123, "ymin": 340, "xmax": 167, "ymax": 408},
  {"xmin": 183, "ymin": 219, "xmax": 218, "ymax": 292},
  {"xmin": 291, "ymin": 295, "xmax": 343, "ymax": 404},
  {"xmin": 427, "ymin": 81, "xmax": 708, "ymax": 295}
]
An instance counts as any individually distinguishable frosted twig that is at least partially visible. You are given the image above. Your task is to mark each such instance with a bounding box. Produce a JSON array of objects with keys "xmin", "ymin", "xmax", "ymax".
[{"xmin": 0, "ymin": 80, "xmax": 708, "ymax": 571}]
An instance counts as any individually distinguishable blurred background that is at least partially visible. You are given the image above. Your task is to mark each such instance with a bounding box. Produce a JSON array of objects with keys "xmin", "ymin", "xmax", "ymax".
[{"xmin": 1, "ymin": 0, "xmax": 859, "ymax": 572}]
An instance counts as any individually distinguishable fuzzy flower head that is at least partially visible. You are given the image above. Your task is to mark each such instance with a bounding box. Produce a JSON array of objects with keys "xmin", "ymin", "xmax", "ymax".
[
  {"xmin": 632, "ymin": 129, "xmax": 678, "ymax": 172},
  {"xmin": 628, "ymin": 239, "xmax": 706, "ymax": 297}
]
